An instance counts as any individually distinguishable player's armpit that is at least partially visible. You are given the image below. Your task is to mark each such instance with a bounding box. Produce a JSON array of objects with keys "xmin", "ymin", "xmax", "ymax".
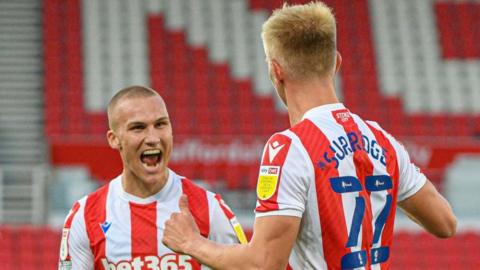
[{"xmin": 398, "ymin": 180, "xmax": 457, "ymax": 238}]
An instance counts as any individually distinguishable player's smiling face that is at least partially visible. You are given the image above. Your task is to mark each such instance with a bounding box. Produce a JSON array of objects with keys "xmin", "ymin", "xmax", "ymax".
[{"xmin": 107, "ymin": 95, "xmax": 173, "ymax": 191}]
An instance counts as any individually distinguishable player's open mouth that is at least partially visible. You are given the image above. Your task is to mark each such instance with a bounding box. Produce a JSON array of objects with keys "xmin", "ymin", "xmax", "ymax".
[{"xmin": 140, "ymin": 149, "xmax": 162, "ymax": 168}]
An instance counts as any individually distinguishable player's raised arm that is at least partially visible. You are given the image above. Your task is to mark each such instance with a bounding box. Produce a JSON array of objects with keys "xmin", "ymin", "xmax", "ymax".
[{"xmin": 162, "ymin": 195, "xmax": 300, "ymax": 270}]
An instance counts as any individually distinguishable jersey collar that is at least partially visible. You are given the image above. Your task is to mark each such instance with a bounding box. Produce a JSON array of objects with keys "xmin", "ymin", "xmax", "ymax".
[
  {"xmin": 115, "ymin": 169, "xmax": 176, "ymax": 204},
  {"xmin": 301, "ymin": 103, "xmax": 346, "ymax": 120}
]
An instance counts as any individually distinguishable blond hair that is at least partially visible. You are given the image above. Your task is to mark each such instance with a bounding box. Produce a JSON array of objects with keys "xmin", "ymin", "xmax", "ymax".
[{"xmin": 261, "ymin": 1, "xmax": 337, "ymax": 79}]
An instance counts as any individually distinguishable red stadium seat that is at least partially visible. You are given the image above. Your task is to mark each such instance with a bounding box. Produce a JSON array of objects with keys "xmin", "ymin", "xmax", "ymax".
[
  {"xmin": 42, "ymin": 0, "xmax": 480, "ymax": 194},
  {"xmin": 0, "ymin": 226, "xmax": 60, "ymax": 270}
]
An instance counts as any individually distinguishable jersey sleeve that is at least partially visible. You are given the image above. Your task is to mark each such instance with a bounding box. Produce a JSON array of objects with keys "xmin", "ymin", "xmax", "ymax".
[
  {"xmin": 367, "ymin": 121, "xmax": 427, "ymax": 202},
  {"xmin": 58, "ymin": 198, "xmax": 94, "ymax": 270},
  {"xmin": 391, "ymin": 138, "xmax": 427, "ymax": 201},
  {"xmin": 207, "ymin": 193, "xmax": 247, "ymax": 245},
  {"xmin": 255, "ymin": 132, "xmax": 312, "ymax": 218}
]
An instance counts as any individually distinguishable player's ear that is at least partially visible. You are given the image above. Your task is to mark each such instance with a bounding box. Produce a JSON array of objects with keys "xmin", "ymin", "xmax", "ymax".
[
  {"xmin": 334, "ymin": 51, "xmax": 342, "ymax": 74},
  {"xmin": 271, "ymin": 59, "xmax": 285, "ymax": 85},
  {"xmin": 107, "ymin": 130, "xmax": 121, "ymax": 150}
]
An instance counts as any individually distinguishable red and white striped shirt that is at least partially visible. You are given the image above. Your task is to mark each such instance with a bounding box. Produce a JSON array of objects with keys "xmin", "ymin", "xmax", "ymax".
[
  {"xmin": 59, "ymin": 169, "xmax": 245, "ymax": 270},
  {"xmin": 255, "ymin": 103, "xmax": 426, "ymax": 270}
]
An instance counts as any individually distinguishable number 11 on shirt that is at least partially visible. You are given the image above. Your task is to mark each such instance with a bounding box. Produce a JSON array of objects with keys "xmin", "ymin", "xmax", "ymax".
[{"xmin": 330, "ymin": 175, "xmax": 393, "ymax": 268}]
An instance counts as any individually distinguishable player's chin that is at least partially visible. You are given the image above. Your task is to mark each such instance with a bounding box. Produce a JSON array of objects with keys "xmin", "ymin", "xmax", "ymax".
[{"xmin": 137, "ymin": 172, "xmax": 164, "ymax": 188}]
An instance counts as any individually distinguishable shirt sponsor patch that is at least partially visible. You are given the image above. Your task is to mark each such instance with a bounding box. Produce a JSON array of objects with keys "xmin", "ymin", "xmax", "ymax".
[
  {"xmin": 59, "ymin": 228, "xmax": 69, "ymax": 261},
  {"xmin": 257, "ymin": 165, "xmax": 280, "ymax": 200},
  {"xmin": 101, "ymin": 254, "xmax": 196, "ymax": 270},
  {"xmin": 231, "ymin": 217, "xmax": 248, "ymax": 244}
]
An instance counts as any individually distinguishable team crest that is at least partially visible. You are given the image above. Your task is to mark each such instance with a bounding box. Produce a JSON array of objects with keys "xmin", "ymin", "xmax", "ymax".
[
  {"xmin": 333, "ymin": 110, "xmax": 351, "ymax": 123},
  {"xmin": 257, "ymin": 166, "xmax": 280, "ymax": 200}
]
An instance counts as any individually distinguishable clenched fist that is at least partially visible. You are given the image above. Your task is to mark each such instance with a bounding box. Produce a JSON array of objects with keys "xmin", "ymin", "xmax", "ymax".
[{"xmin": 162, "ymin": 194, "xmax": 201, "ymax": 254}]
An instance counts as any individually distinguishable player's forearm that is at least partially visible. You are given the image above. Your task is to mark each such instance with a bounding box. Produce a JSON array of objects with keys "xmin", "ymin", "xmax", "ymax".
[{"xmin": 185, "ymin": 237, "xmax": 265, "ymax": 270}]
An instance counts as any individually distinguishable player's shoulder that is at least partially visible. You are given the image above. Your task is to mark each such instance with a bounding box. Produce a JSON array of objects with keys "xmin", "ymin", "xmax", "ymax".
[
  {"xmin": 362, "ymin": 119, "xmax": 408, "ymax": 160},
  {"xmin": 263, "ymin": 129, "xmax": 295, "ymax": 158},
  {"xmin": 260, "ymin": 127, "xmax": 315, "ymax": 170},
  {"xmin": 364, "ymin": 120, "xmax": 384, "ymax": 132},
  {"xmin": 176, "ymin": 174, "xmax": 229, "ymax": 212},
  {"xmin": 83, "ymin": 182, "xmax": 110, "ymax": 204},
  {"xmin": 179, "ymin": 176, "xmax": 209, "ymax": 194},
  {"xmin": 361, "ymin": 117, "xmax": 394, "ymax": 135},
  {"xmin": 267, "ymin": 129, "xmax": 296, "ymax": 147},
  {"xmin": 267, "ymin": 120, "xmax": 319, "ymax": 147},
  {"xmin": 175, "ymin": 173, "xmax": 216, "ymax": 203},
  {"xmin": 364, "ymin": 120, "xmax": 399, "ymax": 142},
  {"xmin": 70, "ymin": 179, "xmax": 114, "ymax": 212}
]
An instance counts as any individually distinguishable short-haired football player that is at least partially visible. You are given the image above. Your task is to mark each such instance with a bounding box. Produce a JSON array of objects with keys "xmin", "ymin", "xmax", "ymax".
[{"xmin": 58, "ymin": 85, "xmax": 246, "ymax": 270}]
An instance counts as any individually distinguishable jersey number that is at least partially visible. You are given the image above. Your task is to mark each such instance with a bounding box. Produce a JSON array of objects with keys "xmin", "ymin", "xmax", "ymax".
[{"xmin": 330, "ymin": 175, "xmax": 393, "ymax": 268}]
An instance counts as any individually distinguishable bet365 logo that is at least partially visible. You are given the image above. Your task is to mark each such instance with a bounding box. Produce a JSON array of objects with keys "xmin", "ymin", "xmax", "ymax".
[{"xmin": 101, "ymin": 254, "xmax": 197, "ymax": 270}]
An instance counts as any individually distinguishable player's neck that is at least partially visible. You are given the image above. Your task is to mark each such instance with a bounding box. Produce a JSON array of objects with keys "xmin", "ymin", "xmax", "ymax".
[
  {"xmin": 285, "ymin": 78, "xmax": 339, "ymax": 126},
  {"xmin": 121, "ymin": 170, "xmax": 169, "ymax": 198}
]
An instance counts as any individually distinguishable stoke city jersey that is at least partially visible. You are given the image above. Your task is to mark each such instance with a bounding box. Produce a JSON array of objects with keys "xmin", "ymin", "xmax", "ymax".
[
  {"xmin": 59, "ymin": 169, "xmax": 246, "ymax": 270},
  {"xmin": 255, "ymin": 103, "xmax": 426, "ymax": 270}
]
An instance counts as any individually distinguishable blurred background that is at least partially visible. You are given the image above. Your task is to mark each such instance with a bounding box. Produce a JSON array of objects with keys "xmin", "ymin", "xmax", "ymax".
[{"xmin": 1, "ymin": 0, "xmax": 480, "ymax": 269}]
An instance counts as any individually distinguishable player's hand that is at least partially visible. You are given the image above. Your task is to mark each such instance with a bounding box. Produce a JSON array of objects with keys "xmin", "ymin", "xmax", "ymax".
[{"xmin": 162, "ymin": 194, "xmax": 201, "ymax": 254}]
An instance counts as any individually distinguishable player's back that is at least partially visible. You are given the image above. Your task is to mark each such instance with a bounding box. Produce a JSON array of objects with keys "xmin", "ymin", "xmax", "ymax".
[
  {"xmin": 293, "ymin": 104, "xmax": 398, "ymax": 269},
  {"xmin": 256, "ymin": 103, "xmax": 426, "ymax": 269}
]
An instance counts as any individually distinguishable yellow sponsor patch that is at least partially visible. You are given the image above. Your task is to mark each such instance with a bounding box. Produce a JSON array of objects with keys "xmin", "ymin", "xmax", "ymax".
[
  {"xmin": 230, "ymin": 217, "xmax": 248, "ymax": 244},
  {"xmin": 257, "ymin": 166, "xmax": 280, "ymax": 200}
]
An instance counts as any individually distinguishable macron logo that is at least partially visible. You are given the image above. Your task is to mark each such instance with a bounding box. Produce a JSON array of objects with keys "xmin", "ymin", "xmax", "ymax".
[
  {"xmin": 100, "ymin": 221, "xmax": 112, "ymax": 234},
  {"xmin": 268, "ymin": 141, "xmax": 285, "ymax": 163}
]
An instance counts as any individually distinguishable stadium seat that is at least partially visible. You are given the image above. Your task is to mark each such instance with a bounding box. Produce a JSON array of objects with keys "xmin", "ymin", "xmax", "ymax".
[{"xmin": 0, "ymin": 226, "xmax": 60, "ymax": 270}]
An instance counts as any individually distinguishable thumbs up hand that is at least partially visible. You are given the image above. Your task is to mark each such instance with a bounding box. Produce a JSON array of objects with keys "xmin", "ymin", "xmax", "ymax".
[
  {"xmin": 162, "ymin": 194, "xmax": 201, "ymax": 254},
  {"xmin": 178, "ymin": 194, "xmax": 191, "ymax": 214}
]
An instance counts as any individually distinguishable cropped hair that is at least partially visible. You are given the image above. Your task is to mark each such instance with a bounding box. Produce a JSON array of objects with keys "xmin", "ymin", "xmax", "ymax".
[
  {"xmin": 107, "ymin": 85, "xmax": 159, "ymax": 129},
  {"xmin": 262, "ymin": 1, "xmax": 337, "ymax": 79}
]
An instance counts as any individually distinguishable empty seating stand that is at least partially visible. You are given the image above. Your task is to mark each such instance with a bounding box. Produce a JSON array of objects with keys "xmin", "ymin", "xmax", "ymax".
[
  {"xmin": 0, "ymin": 226, "xmax": 60, "ymax": 270},
  {"xmin": 42, "ymin": 0, "xmax": 480, "ymax": 189},
  {"xmin": 391, "ymin": 231, "xmax": 480, "ymax": 269}
]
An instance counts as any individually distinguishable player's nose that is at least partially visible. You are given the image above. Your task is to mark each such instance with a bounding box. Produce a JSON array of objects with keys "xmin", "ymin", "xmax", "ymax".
[{"xmin": 144, "ymin": 127, "xmax": 161, "ymax": 146}]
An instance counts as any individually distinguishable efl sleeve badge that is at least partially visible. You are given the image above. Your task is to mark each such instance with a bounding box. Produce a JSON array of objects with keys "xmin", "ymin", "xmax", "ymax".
[{"xmin": 257, "ymin": 166, "xmax": 280, "ymax": 200}]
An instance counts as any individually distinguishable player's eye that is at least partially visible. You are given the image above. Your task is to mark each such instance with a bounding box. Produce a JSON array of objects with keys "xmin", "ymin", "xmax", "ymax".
[
  {"xmin": 129, "ymin": 125, "xmax": 145, "ymax": 130},
  {"xmin": 155, "ymin": 121, "xmax": 169, "ymax": 128}
]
